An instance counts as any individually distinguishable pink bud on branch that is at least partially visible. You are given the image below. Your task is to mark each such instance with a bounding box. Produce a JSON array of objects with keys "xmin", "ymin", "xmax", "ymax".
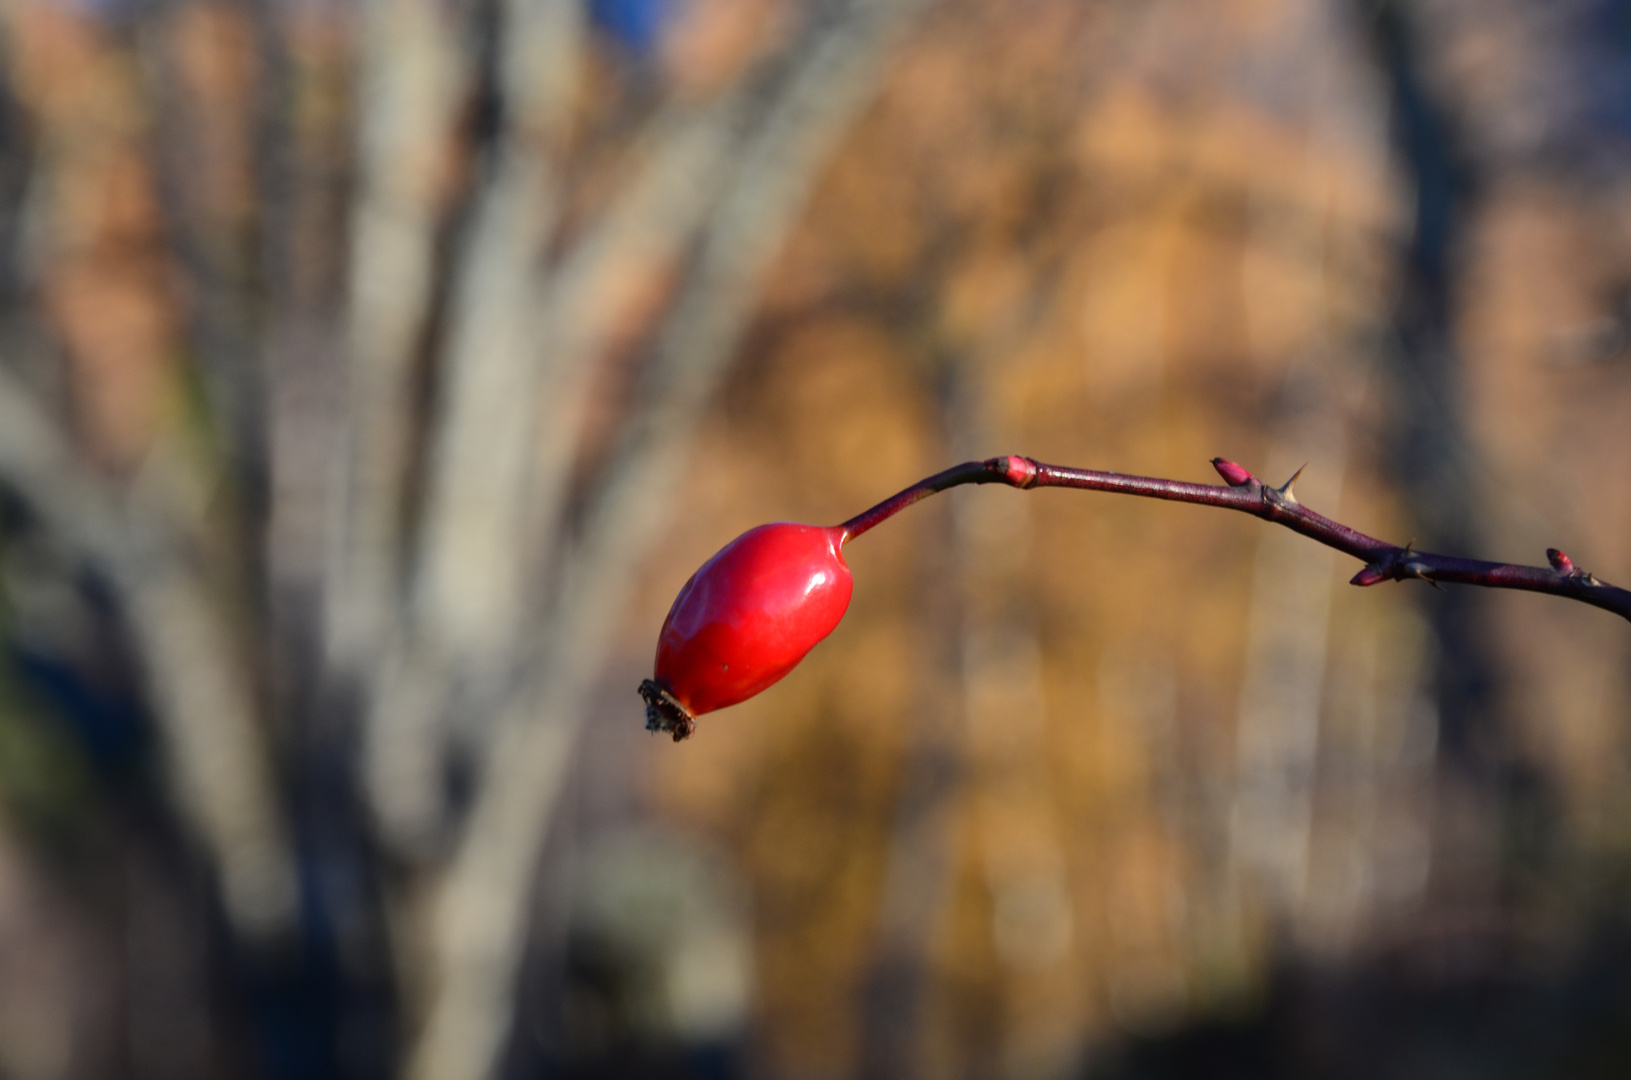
[
  {"xmin": 1212, "ymin": 458, "xmax": 1259, "ymax": 488},
  {"xmin": 643, "ymin": 456, "xmax": 1631, "ymax": 739}
]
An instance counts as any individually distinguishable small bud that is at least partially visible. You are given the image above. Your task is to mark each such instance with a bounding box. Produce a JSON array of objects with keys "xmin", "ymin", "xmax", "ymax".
[
  {"xmin": 1211, "ymin": 458, "xmax": 1258, "ymax": 488},
  {"xmin": 1350, "ymin": 565, "xmax": 1388, "ymax": 587},
  {"xmin": 1000, "ymin": 455, "xmax": 1038, "ymax": 489},
  {"xmin": 1547, "ymin": 548, "xmax": 1575, "ymax": 574}
]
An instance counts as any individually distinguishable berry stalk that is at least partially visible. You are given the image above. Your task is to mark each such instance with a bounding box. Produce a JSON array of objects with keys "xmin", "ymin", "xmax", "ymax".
[
  {"xmin": 837, "ymin": 455, "xmax": 1631, "ymax": 621},
  {"xmin": 837, "ymin": 456, "xmax": 1036, "ymax": 542}
]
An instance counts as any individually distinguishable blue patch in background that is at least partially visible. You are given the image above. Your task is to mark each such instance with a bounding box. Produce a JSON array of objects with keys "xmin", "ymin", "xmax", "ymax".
[{"xmin": 592, "ymin": 0, "xmax": 674, "ymax": 56}]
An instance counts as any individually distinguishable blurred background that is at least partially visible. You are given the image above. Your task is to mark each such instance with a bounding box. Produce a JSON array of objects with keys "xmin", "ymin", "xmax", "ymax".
[{"xmin": 0, "ymin": 0, "xmax": 1630, "ymax": 1077}]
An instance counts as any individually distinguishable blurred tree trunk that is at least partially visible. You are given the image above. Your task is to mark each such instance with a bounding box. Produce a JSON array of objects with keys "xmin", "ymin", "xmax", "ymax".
[{"xmin": 1362, "ymin": 0, "xmax": 1513, "ymax": 919}]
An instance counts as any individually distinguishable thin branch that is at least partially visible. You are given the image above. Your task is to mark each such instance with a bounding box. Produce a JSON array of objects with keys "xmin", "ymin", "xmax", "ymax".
[
  {"xmin": 330, "ymin": 0, "xmax": 468, "ymax": 667},
  {"xmin": 359, "ymin": 83, "xmax": 747, "ymax": 857},
  {"xmin": 363, "ymin": 0, "xmax": 582, "ymax": 854},
  {"xmin": 409, "ymin": 0, "xmax": 582, "ymax": 658},
  {"xmin": 839, "ymin": 456, "xmax": 1631, "ymax": 622},
  {"xmin": 515, "ymin": 84, "xmax": 781, "ymax": 598}
]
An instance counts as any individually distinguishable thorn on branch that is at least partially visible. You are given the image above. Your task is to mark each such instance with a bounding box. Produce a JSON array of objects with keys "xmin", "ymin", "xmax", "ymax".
[
  {"xmin": 1387, "ymin": 541, "xmax": 1437, "ymax": 588},
  {"xmin": 1276, "ymin": 464, "xmax": 1306, "ymax": 504},
  {"xmin": 1349, "ymin": 540, "xmax": 1440, "ymax": 591},
  {"xmin": 1211, "ymin": 458, "xmax": 1259, "ymax": 488}
]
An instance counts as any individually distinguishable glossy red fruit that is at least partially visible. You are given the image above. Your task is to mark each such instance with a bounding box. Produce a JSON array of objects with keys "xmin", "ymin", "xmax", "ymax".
[{"xmin": 640, "ymin": 523, "xmax": 853, "ymax": 741}]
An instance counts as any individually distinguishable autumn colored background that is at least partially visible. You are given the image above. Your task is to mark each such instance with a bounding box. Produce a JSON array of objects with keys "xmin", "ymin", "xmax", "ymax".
[{"xmin": 0, "ymin": 0, "xmax": 1629, "ymax": 1077}]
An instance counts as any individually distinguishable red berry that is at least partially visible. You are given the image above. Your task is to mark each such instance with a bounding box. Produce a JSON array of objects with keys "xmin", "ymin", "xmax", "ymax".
[{"xmin": 640, "ymin": 523, "xmax": 853, "ymax": 740}]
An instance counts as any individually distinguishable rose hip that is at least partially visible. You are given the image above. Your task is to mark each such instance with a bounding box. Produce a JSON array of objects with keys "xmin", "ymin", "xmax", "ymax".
[{"xmin": 640, "ymin": 523, "xmax": 853, "ymax": 740}]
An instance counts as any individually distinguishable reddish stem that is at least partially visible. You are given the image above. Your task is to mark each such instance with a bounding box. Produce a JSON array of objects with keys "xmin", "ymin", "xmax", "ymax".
[
  {"xmin": 836, "ymin": 455, "xmax": 1631, "ymax": 623},
  {"xmin": 838, "ymin": 457, "xmax": 1025, "ymax": 542}
]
